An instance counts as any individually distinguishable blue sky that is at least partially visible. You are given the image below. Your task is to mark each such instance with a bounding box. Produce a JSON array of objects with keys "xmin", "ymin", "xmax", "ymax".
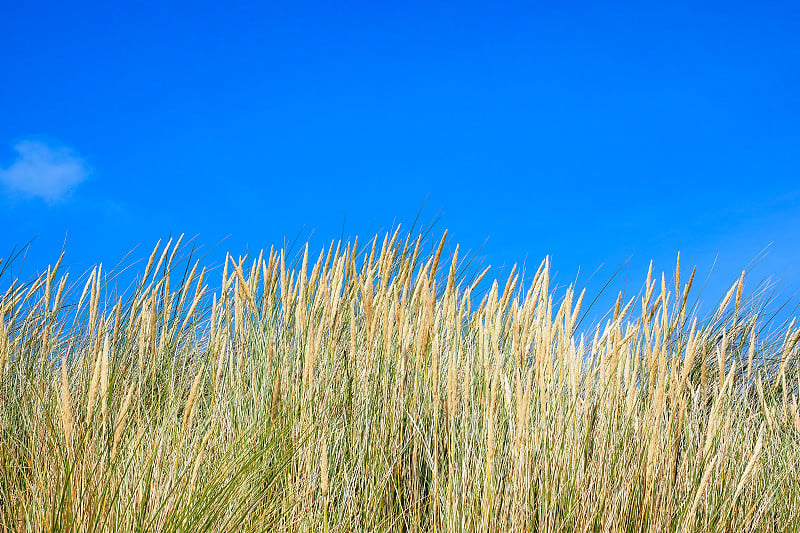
[{"xmin": 1, "ymin": 1, "xmax": 799, "ymax": 319}]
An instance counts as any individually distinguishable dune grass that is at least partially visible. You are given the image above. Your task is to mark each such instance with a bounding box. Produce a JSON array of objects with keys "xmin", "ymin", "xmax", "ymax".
[{"xmin": 1, "ymin": 229, "xmax": 799, "ymax": 531}]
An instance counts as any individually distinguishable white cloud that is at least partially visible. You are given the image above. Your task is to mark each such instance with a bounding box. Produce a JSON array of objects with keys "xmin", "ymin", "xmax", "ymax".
[{"xmin": 0, "ymin": 140, "xmax": 90, "ymax": 203}]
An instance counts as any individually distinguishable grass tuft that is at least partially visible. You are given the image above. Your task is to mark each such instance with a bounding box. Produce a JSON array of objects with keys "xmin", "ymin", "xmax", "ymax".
[{"xmin": 1, "ymin": 230, "xmax": 799, "ymax": 531}]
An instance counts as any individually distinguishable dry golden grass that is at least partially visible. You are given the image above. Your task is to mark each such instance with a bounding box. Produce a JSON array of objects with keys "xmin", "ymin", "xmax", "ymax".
[{"xmin": 1, "ymin": 229, "xmax": 799, "ymax": 531}]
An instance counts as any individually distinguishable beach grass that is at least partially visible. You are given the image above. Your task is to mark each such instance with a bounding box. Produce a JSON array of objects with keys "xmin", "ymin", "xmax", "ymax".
[{"xmin": 1, "ymin": 229, "xmax": 799, "ymax": 531}]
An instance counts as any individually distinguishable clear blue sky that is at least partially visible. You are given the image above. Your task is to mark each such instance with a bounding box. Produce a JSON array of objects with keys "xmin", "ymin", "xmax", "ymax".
[{"xmin": 2, "ymin": 1, "xmax": 799, "ymax": 318}]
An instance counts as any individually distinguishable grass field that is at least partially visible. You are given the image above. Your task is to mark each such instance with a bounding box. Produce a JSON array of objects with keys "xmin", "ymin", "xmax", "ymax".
[{"xmin": 1, "ymin": 229, "xmax": 799, "ymax": 531}]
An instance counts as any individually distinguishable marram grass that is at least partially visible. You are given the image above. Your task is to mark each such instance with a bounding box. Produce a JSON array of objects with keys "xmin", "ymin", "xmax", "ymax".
[{"xmin": 1, "ymin": 230, "xmax": 799, "ymax": 532}]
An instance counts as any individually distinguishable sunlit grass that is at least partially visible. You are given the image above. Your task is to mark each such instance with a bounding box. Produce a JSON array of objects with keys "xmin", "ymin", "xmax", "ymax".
[{"xmin": 1, "ymin": 229, "xmax": 799, "ymax": 531}]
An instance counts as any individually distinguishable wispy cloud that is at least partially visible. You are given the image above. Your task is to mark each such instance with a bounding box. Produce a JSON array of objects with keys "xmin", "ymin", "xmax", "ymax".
[{"xmin": 0, "ymin": 140, "xmax": 90, "ymax": 203}]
